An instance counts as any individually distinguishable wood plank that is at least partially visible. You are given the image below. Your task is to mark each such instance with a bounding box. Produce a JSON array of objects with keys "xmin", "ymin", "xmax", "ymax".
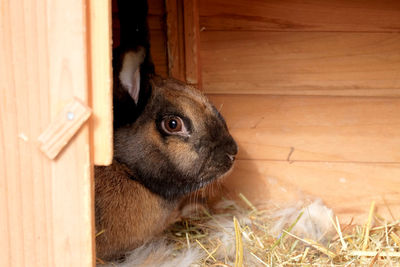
[
  {"xmin": 0, "ymin": 0, "xmax": 94, "ymax": 265},
  {"xmin": 46, "ymin": 0, "xmax": 94, "ymax": 264},
  {"xmin": 208, "ymin": 95, "xmax": 400, "ymax": 163},
  {"xmin": 148, "ymin": 1, "xmax": 168, "ymax": 78},
  {"xmin": 199, "ymin": 0, "xmax": 400, "ymax": 32},
  {"xmin": 201, "ymin": 32, "xmax": 400, "ymax": 96},
  {"xmin": 224, "ymin": 160, "xmax": 400, "ymax": 223},
  {"xmin": 165, "ymin": 0, "xmax": 186, "ymax": 82},
  {"xmin": 165, "ymin": 0, "xmax": 202, "ymax": 86},
  {"xmin": 150, "ymin": 30, "xmax": 168, "ymax": 78},
  {"xmin": 38, "ymin": 99, "xmax": 92, "ymax": 160},
  {"xmin": 183, "ymin": 0, "xmax": 202, "ymax": 87},
  {"xmin": 148, "ymin": 0, "xmax": 165, "ymax": 15},
  {"xmin": 148, "ymin": 15, "xmax": 164, "ymax": 31},
  {"xmin": 88, "ymin": 0, "xmax": 113, "ymax": 165}
]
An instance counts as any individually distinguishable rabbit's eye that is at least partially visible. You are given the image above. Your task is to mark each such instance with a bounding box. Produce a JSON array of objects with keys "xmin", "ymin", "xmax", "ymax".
[
  {"xmin": 168, "ymin": 119, "xmax": 180, "ymax": 130},
  {"xmin": 165, "ymin": 118, "xmax": 181, "ymax": 132},
  {"xmin": 161, "ymin": 116, "xmax": 188, "ymax": 136}
]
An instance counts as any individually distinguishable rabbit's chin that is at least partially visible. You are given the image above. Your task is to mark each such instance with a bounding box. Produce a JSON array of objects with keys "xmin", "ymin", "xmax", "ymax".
[
  {"xmin": 164, "ymin": 165, "xmax": 236, "ymax": 201},
  {"xmin": 193, "ymin": 163, "xmax": 235, "ymax": 192},
  {"xmin": 216, "ymin": 164, "xmax": 235, "ymax": 181}
]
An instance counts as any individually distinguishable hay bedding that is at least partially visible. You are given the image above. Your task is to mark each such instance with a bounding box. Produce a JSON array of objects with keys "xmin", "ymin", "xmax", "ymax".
[{"xmin": 98, "ymin": 196, "xmax": 400, "ymax": 267}]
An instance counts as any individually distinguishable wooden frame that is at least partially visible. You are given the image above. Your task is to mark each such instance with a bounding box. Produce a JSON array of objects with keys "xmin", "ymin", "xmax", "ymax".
[{"xmin": 89, "ymin": 0, "xmax": 114, "ymax": 166}]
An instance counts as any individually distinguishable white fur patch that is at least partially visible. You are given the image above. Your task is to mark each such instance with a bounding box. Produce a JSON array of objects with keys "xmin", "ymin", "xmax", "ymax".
[
  {"xmin": 100, "ymin": 240, "xmax": 203, "ymax": 267},
  {"xmin": 119, "ymin": 48, "xmax": 145, "ymax": 104},
  {"xmin": 270, "ymin": 199, "xmax": 335, "ymax": 244}
]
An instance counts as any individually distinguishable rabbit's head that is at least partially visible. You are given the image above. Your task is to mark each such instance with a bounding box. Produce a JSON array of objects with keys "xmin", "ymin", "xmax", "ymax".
[{"xmin": 113, "ymin": 49, "xmax": 238, "ymax": 200}]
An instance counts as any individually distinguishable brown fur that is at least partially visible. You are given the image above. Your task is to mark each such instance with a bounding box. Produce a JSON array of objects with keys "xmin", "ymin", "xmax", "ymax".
[
  {"xmin": 95, "ymin": 48, "xmax": 237, "ymax": 261},
  {"xmin": 95, "ymin": 162, "xmax": 180, "ymax": 260},
  {"xmin": 100, "ymin": 1, "xmax": 238, "ymax": 261},
  {"xmin": 95, "ymin": 77, "xmax": 237, "ymax": 260}
]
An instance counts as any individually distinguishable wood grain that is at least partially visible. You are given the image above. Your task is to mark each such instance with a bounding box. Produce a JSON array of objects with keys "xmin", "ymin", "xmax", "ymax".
[
  {"xmin": 148, "ymin": 0, "xmax": 165, "ymax": 15},
  {"xmin": 88, "ymin": 0, "xmax": 113, "ymax": 165},
  {"xmin": 224, "ymin": 160, "xmax": 400, "ymax": 223},
  {"xmin": 165, "ymin": 0, "xmax": 186, "ymax": 82},
  {"xmin": 208, "ymin": 95, "xmax": 400, "ymax": 163},
  {"xmin": 183, "ymin": 0, "xmax": 202, "ymax": 86},
  {"xmin": 150, "ymin": 30, "xmax": 168, "ymax": 78},
  {"xmin": 0, "ymin": 0, "xmax": 94, "ymax": 265},
  {"xmin": 201, "ymin": 31, "xmax": 400, "ymax": 96},
  {"xmin": 165, "ymin": 0, "xmax": 202, "ymax": 86},
  {"xmin": 199, "ymin": 0, "xmax": 400, "ymax": 32}
]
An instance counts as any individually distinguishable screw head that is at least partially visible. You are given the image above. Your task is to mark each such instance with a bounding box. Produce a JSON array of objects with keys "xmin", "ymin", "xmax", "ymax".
[{"xmin": 67, "ymin": 111, "xmax": 75, "ymax": 120}]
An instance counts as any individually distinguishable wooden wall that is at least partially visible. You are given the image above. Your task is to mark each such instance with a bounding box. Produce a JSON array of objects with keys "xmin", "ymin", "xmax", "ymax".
[
  {"xmin": 127, "ymin": 0, "xmax": 400, "ymax": 223},
  {"xmin": 199, "ymin": 0, "xmax": 400, "ymax": 96},
  {"xmin": 198, "ymin": 0, "xmax": 400, "ymax": 222}
]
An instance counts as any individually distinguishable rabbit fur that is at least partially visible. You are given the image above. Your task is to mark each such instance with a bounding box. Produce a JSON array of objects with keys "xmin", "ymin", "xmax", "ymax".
[
  {"xmin": 95, "ymin": 50, "xmax": 237, "ymax": 260},
  {"xmin": 95, "ymin": 0, "xmax": 237, "ymax": 260}
]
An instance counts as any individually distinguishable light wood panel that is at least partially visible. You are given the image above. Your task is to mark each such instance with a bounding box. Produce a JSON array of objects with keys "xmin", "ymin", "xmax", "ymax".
[
  {"xmin": 89, "ymin": 0, "xmax": 113, "ymax": 165},
  {"xmin": 199, "ymin": 0, "xmax": 400, "ymax": 32},
  {"xmin": 0, "ymin": 0, "xmax": 94, "ymax": 266},
  {"xmin": 208, "ymin": 95, "xmax": 400, "ymax": 163},
  {"xmin": 201, "ymin": 32, "xmax": 400, "ymax": 96},
  {"xmin": 224, "ymin": 160, "xmax": 400, "ymax": 223},
  {"xmin": 38, "ymin": 99, "xmax": 92, "ymax": 160}
]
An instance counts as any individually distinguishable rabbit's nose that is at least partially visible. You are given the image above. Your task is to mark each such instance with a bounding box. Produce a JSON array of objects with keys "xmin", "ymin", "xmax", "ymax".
[{"xmin": 226, "ymin": 137, "xmax": 238, "ymax": 156}]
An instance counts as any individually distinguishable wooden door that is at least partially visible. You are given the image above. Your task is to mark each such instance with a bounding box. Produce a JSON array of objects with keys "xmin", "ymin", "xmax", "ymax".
[{"xmin": 0, "ymin": 0, "xmax": 112, "ymax": 265}]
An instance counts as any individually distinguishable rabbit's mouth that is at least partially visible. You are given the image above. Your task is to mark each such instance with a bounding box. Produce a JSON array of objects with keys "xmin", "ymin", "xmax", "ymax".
[
  {"xmin": 190, "ymin": 166, "xmax": 235, "ymax": 195},
  {"xmin": 196, "ymin": 153, "xmax": 236, "ymax": 186}
]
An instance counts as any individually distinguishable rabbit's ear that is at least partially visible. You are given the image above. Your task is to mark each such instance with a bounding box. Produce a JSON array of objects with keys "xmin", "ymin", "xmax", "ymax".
[{"xmin": 119, "ymin": 47, "xmax": 146, "ymax": 104}]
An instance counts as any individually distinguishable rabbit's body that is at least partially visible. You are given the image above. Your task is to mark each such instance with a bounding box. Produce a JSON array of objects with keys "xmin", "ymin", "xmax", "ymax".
[
  {"xmin": 94, "ymin": 0, "xmax": 237, "ymax": 261},
  {"xmin": 95, "ymin": 68, "xmax": 237, "ymax": 260},
  {"xmin": 95, "ymin": 161, "xmax": 180, "ymax": 260}
]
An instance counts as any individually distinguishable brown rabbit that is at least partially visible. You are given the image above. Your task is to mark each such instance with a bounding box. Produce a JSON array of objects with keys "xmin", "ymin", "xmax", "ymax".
[{"xmin": 95, "ymin": 48, "xmax": 238, "ymax": 260}]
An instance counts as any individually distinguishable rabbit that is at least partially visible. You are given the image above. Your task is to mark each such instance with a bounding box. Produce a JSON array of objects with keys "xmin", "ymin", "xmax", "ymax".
[{"xmin": 94, "ymin": 47, "xmax": 238, "ymax": 260}]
